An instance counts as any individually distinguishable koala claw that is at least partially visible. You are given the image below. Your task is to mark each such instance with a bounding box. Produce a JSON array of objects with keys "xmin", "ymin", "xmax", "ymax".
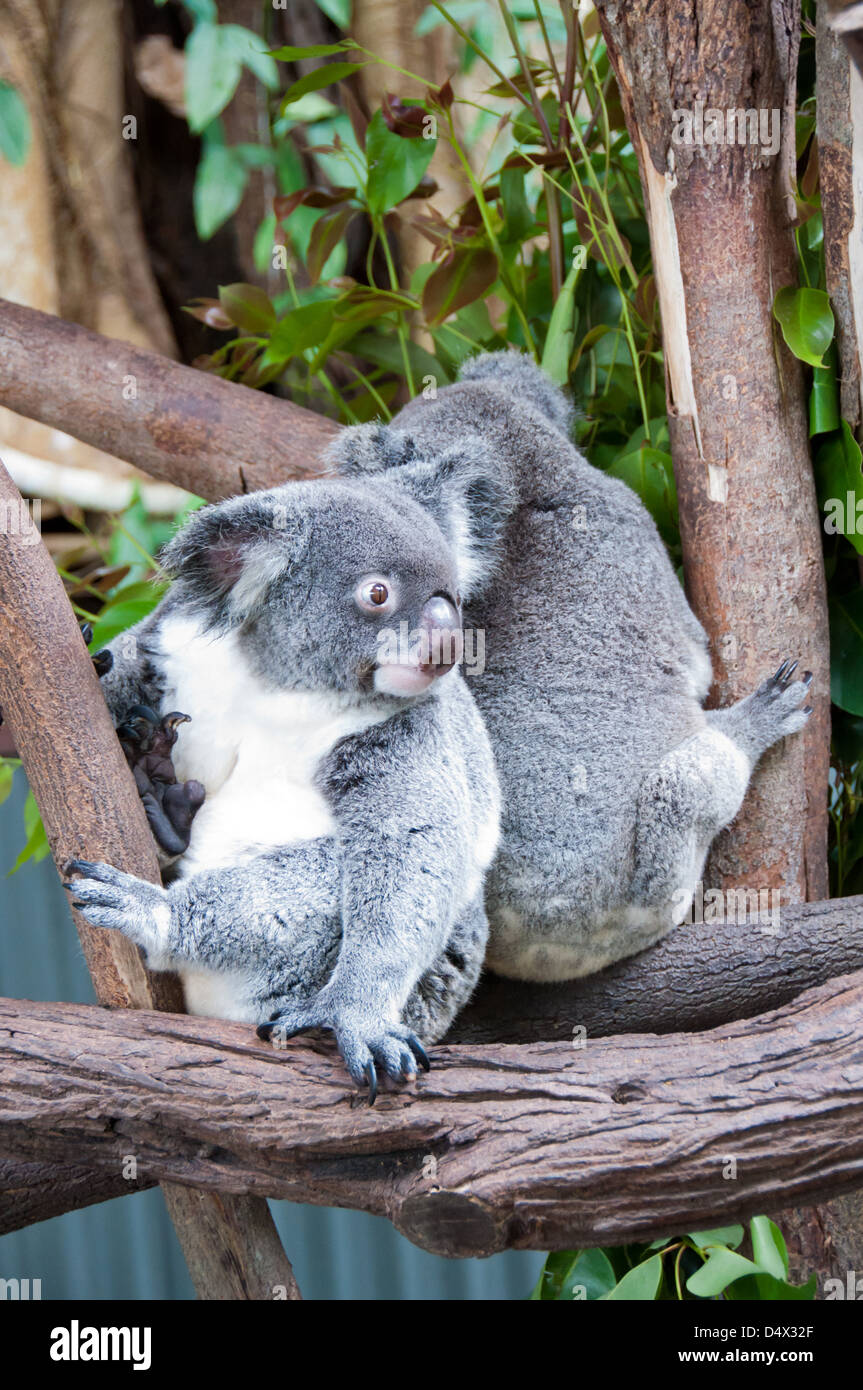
[
  {"xmin": 117, "ymin": 705, "xmax": 204, "ymax": 857},
  {"xmin": 258, "ymin": 1005, "xmax": 430, "ymax": 1103},
  {"xmin": 63, "ymin": 859, "xmax": 171, "ymax": 961}
]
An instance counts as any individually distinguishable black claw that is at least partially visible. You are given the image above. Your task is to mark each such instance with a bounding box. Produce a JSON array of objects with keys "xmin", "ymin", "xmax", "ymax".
[
  {"xmin": 773, "ymin": 659, "xmax": 790, "ymax": 683},
  {"xmin": 803, "ymin": 671, "xmax": 813, "ymax": 687},
  {"xmin": 257, "ymin": 1021, "xmax": 276, "ymax": 1041},
  {"xmin": 405, "ymin": 1033, "xmax": 431, "ymax": 1072},
  {"xmin": 78, "ymin": 621, "xmax": 94, "ymax": 646},
  {"xmin": 66, "ymin": 859, "xmax": 96, "ymax": 876},
  {"xmin": 363, "ymin": 1060, "xmax": 378, "ymax": 1106},
  {"xmin": 802, "ymin": 705, "xmax": 813, "ymax": 716},
  {"xmin": 92, "ymin": 649, "xmax": 113, "ymax": 677},
  {"xmin": 785, "ymin": 660, "xmax": 799, "ymax": 681}
]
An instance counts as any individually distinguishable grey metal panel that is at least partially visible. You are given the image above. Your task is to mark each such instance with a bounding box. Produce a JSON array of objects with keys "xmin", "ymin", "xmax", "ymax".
[{"xmin": 0, "ymin": 778, "xmax": 543, "ymax": 1299}]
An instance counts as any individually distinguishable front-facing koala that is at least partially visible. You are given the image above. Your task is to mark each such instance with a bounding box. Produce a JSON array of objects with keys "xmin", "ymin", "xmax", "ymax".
[{"xmin": 68, "ymin": 451, "xmax": 510, "ymax": 1099}]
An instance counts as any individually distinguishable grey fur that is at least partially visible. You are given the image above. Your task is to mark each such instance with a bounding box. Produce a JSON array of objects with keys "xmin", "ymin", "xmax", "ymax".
[
  {"xmin": 71, "ymin": 457, "xmax": 506, "ymax": 1091},
  {"xmin": 340, "ymin": 351, "xmax": 813, "ymax": 982}
]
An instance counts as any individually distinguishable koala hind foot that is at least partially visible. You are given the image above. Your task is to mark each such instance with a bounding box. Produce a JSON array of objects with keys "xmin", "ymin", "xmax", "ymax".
[
  {"xmin": 707, "ymin": 660, "xmax": 813, "ymax": 764},
  {"xmin": 117, "ymin": 704, "xmax": 205, "ymax": 858}
]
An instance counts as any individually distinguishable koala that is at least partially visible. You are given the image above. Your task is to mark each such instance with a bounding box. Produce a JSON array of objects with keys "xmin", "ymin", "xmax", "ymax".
[
  {"xmin": 67, "ymin": 450, "xmax": 510, "ymax": 1100},
  {"xmin": 329, "ymin": 352, "xmax": 814, "ymax": 983}
]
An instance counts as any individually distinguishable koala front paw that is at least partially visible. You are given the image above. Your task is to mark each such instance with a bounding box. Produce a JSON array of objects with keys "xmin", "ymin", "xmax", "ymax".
[
  {"xmin": 64, "ymin": 860, "xmax": 172, "ymax": 965},
  {"xmin": 257, "ymin": 1000, "xmax": 430, "ymax": 1105},
  {"xmin": 117, "ymin": 705, "xmax": 205, "ymax": 857}
]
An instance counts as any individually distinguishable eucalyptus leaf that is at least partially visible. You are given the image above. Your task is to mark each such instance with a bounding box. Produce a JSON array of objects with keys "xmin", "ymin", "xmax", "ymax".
[
  {"xmin": 365, "ymin": 110, "xmax": 436, "ymax": 216},
  {"xmin": 185, "ymin": 23, "xmax": 243, "ymax": 132}
]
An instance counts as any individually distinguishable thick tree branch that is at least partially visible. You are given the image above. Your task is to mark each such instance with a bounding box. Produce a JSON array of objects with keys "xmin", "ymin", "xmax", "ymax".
[
  {"xmin": 2, "ymin": 981, "xmax": 863, "ymax": 1258},
  {"xmin": 0, "ymin": 297, "xmax": 338, "ymax": 502},
  {"xmin": 0, "ymin": 461, "xmax": 299, "ymax": 1298}
]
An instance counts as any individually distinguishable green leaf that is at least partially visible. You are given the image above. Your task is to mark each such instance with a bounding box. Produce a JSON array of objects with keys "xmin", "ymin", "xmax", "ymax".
[
  {"xmin": 773, "ymin": 286, "xmax": 834, "ymax": 368},
  {"xmin": 0, "ymin": 80, "xmax": 31, "ymax": 166},
  {"xmin": 0, "ymin": 761, "xmax": 15, "ymax": 808},
  {"xmin": 260, "ymin": 300, "xmax": 338, "ymax": 366},
  {"xmin": 365, "ymin": 109, "xmax": 436, "ymax": 216},
  {"xmin": 829, "ymin": 590, "xmax": 863, "ymax": 716},
  {"xmin": 603, "ymin": 1253, "xmax": 663, "ymax": 1300},
  {"xmin": 500, "ymin": 165, "xmax": 532, "ymax": 243},
  {"xmin": 9, "ymin": 790, "xmax": 51, "ymax": 875},
  {"xmin": 87, "ymin": 583, "xmax": 168, "ymax": 651},
  {"xmin": 687, "ymin": 1225, "xmax": 745, "ymax": 1250},
  {"xmin": 562, "ymin": 1248, "xmax": 617, "ymax": 1300},
  {"xmin": 185, "ymin": 23, "xmax": 243, "ymax": 133},
  {"xmin": 750, "ymin": 1216, "xmax": 789, "ymax": 1280},
  {"xmin": 725, "ymin": 1272, "xmax": 816, "ymax": 1301},
  {"xmin": 306, "ymin": 206, "xmax": 356, "ymax": 284},
  {"xmin": 608, "ymin": 444, "xmax": 678, "ymax": 546},
  {"xmin": 269, "ymin": 42, "xmax": 352, "ymax": 61},
  {"xmin": 541, "ymin": 257, "xmax": 582, "ymax": 386},
  {"xmin": 218, "ymin": 283, "xmax": 277, "ymax": 333},
  {"xmin": 313, "ymin": 0, "xmax": 352, "ymax": 25},
  {"xmin": 810, "ymin": 342, "xmax": 840, "ymax": 436},
  {"xmin": 281, "ymin": 63, "xmax": 365, "ymax": 110},
  {"xmin": 686, "ymin": 1248, "xmax": 762, "ymax": 1298},
  {"xmin": 194, "ymin": 145, "xmax": 248, "ymax": 239},
  {"xmin": 530, "ymin": 1250, "xmax": 579, "ymax": 1300},
  {"xmin": 816, "ymin": 421, "xmax": 863, "ymax": 556},
  {"xmin": 220, "ymin": 25, "xmax": 279, "ymax": 90}
]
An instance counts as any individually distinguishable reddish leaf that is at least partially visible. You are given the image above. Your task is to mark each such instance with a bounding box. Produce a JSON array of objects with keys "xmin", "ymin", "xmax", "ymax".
[
  {"xmin": 274, "ymin": 186, "xmax": 355, "ymax": 220},
  {"xmin": 218, "ymin": 283, "xmax": 276, "ymax": 334},
  {"xmin": 184, "ymin": 298, "xmax": 233, "ymax": 329},
  {"xmin": 422, "ymin": 246, "xmax": 498, "ymax": 325},
  {"xmin": 382, "ymin": 94, "xmax": 427, "ymax": 137},
  {"xmin": 307, "ymin": 206, "xmax": 356, "ymax": 284}
]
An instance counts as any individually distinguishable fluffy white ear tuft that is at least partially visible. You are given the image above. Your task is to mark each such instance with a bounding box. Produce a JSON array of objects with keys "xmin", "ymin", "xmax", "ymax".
[{"xmin": 226, "ymin": 542, "xmax": 290, "ymax": 618}]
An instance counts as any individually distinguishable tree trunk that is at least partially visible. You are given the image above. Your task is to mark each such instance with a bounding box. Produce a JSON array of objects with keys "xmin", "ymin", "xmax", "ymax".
[{"xmin": 596, "ymin": 0, "xmax": 841, "ymax": 1293}]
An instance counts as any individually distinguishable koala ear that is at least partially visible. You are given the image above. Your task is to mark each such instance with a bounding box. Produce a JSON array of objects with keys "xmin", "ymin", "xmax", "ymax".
[
  {"xmin": 324, "ymin": 422, "xmax": 419, "ymax": 476},
  {"xmin": 160, "ymin": 490, "xmax": 308, "ymax": 623},
  {"xmin": 388, "ymin": 444, "xmax": 517, "ymax": 600}
]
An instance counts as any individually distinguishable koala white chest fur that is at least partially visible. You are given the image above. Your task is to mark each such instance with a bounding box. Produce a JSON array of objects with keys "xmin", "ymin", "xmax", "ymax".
[{"xmin": 156, "ymin": 613, "xmax": 392, "ymax": 879}]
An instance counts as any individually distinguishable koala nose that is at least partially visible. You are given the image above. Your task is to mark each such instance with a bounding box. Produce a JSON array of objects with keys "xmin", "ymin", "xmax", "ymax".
[{"xmin": 418, "ymin": 595, "xmax": 462, "ymax": 675}]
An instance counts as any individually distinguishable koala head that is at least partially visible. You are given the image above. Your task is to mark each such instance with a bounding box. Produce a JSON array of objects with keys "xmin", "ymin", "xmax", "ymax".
[{"xmin": 160, "ymin": 444, "xmax": 513, "ymax": 701}]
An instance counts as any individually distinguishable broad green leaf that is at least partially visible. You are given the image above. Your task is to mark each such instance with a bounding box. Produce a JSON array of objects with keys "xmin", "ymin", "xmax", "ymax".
[
  {"xmin": 185, "ymin": 23, "xmax": 243, "ymax": 133},
  {"xmin": 0, "ymin": 81, "xmax": 31, "ymax": 166},
  {"xmin": 687, "ymin": 1225, "xmax": 745, "ymax": 1250},
  {"xmin": 603, "ymin": 1253, "xmax": 662, "ymax": 1300},
  {"xmin": 686, "ymin": 1248, "xmax": 761, "ymax": 1297},
  {"xmin": 351, "ymin": 330, "xmax": 449, "ymax": 385},
  {"xmin": 281, "ymin": 63, "xmax": 365, "ymax": 110},
  {"xmin": 531, "ymin": 1250, "xmax": 579, "ymax": 1300},
  {"xmin": 500, "ymin": 165, "xmax": 532, "ymax": 243},
  {"xmin": 220, "ymin": 25, "xmax": 279, "ymax": 90},
  {"xmin": 194, "ymin": 145, "xmax": 248, "ymax": 239},
  {"xmin": 306, "ymin": 206, "xmax": 355, "ymax": 284},
  {"xmin": 269, "ymin": 43, "xmax": 352, "ymax": 61},
  {"xmin": 219, "ymin": 283, "xmax": 277, "ymax": 333},
  {"xmin": 750, "ymin": 1216, "xmax": 789, "ymax": 1280},
  {"xmin": 608, "ymin": 444, "xmax": 678, "ymax": 546},
  {"xmin": 817, "ymin": 421, "xmax": 863, "ymax": 556},
  {"xmin": 260, "ymin": 300, "xmax": 338, "ymax": 366},
  {"xmin": 773, "ymin": 286, "xmax": 834, "ymax": 368},
  {"xmin": 829, "ymin": 590, "xmax": 863, "ymax": 716},
  {"xmin": 561, "ymin": 1248, "xmax": 617, "ymax": 1300},
  {"xmin": 87, "ymin": 588, "xmax": 167, "ymax": 651},
  {"xmin": 365, "ymin": 109, "xmax": 437, "ymax": 216},
  {"xmin": 725, "ymin": 1272, "xmax": 816, "ymax": 1301}
]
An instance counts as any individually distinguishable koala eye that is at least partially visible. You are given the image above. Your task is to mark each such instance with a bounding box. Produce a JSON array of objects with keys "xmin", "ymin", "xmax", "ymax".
[{"xmin": 356, "ymin": 577, "xmax": 394, "ymax": 614}]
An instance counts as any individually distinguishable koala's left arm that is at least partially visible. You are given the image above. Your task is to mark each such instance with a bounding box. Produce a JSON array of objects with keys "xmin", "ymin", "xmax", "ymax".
[{"xmin": 258, "ymin": 697, "xmax": 481, "ymax": 1089}]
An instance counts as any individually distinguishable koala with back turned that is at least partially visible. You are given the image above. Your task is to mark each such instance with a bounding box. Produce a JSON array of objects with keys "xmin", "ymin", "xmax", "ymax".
[{"xmin": 68, "ymin": 449, "xmax": 510, "ymax": 1100}]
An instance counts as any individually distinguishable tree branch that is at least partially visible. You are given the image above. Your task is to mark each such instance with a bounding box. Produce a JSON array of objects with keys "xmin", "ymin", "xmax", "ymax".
[
  {"xmin": 2, "ymin": 980, "xmax": 863, "ymax": 1258},
  {"xmin": 0, "ymin": 297, "xmax": 338, "ymax": 502},
  {"xmin": 0, "ymin": 461, "xmax": 299, "ymax": 1298}
]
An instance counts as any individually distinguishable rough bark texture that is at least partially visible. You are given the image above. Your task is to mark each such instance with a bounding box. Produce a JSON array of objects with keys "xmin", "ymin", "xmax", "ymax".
[
  {"xmin": 0, "ymin": 297, "xmax": 339, "ymax": 502},
  {"xmin": 0, "ymin": 462, "xmax": 298, "ymax": 1298},
  {"xmin": 596, "ymin": 0, "xmax": 830, "ymax": 906},
  {"xmin": 449, "ymin": 892, "xmax": 863, "ymax": 1044},
  {"xmin": 0, "ymin": 1157, "xmax": 154, "ymax": 1236},
  {"xmin": 2, "ymin": 979, "xmax": 863, "ymax": 1258},
  {"xmin": 818, "ymin": 2, "xmax": 863, "ymax": 433}
]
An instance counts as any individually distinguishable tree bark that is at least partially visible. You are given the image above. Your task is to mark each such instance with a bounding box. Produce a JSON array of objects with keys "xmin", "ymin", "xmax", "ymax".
[
  {"xmin": 596, "ymin": 0, "xmax": 830, "ymax": 906},
  {"xmin": 0, "ymin": 297, "xmax": 339, "ymax": 501},
  {"xmin": 0, "ymin": 462, "xmax": 299, "ymax": 1298},
  {"xmin": 2, "ymin": 979, "xmax": 863, "ymax": 1259}
]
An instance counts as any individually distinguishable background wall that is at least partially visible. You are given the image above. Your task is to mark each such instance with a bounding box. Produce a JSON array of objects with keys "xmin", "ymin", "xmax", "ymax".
[{"xmin": 0, "ymin": 777, "xmax": 542, "ymax": 1300}]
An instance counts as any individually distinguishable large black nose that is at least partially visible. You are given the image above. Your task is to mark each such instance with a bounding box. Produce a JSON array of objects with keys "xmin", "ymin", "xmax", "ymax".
[{"xmin": 417, "ymin": 596, "xmax": 462, "ymax": 674}]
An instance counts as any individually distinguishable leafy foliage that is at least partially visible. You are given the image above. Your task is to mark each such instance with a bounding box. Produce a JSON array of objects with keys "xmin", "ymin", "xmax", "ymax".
[{"xmin": 531, "ymin": 1220, "xmax": 815, "ymax": 1301}]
